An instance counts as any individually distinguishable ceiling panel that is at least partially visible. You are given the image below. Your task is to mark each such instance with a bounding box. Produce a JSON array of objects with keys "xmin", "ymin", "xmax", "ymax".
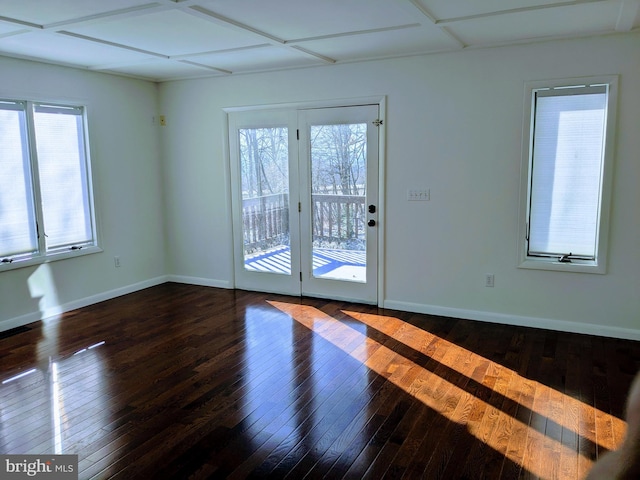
[
  {"xmin": 448, "ymin": 2, "xmax": 621, "ymax": 45},
  {"xmin": 0, "ymin": 0, "xmax": 155, "ymax": 26},
  {"xmin": 194, "ymin": 0, "xmax": 421, "ymax": 40},
  {"xmin": 66, "ymin": 9, "xmax": 262, "ymax": 56},
  {"xmin": 418, "ymin": 0, "xmax": 583, "ymax": 20},
  {"xmin": 0, "ymin": 31, "xmax": 156, "ymax": 68},
  {"xmin": 298, "ymin": 24, "xmax": 458, "ymax": 62}
]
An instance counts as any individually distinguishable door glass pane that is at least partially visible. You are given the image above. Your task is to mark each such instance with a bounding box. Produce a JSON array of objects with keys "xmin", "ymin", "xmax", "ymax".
[
  {"xmin": 310, "ymin": 123, "xmax": 367, "ymax": 282},
  {"xmin": 239, "ymin": 127, "xmax": 291, "ymax": 274}
]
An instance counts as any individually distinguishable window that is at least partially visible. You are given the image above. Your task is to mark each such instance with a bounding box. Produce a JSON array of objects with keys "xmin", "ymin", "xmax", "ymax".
[
  {"xmin": 0, "ymin": 99, "xmax": 99, "ymax": 270},
  {"xmin": 518, "ymin": 76, "xmax": 617, "ymax": 273}
]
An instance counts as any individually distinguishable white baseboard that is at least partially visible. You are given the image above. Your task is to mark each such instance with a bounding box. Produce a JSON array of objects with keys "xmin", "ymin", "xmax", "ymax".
[
  {"xmin": 167, "ymin": 275, "xmax": 231, "ymax": 289},
  {"xmin": 383, "ymin": 300, "xmax": 640, "ymax": 341},
  {"xmin": 0, "ymin": 276, "xmax": 169, "ymax": 333},
  {"xmin": 4, "ymin": 278, "xmax": 637, "ymax": 342}
]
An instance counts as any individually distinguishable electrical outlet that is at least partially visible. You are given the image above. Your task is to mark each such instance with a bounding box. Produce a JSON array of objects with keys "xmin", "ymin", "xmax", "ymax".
[
  {"xmin": 485, "ymin": 274, "xmax": 494, "ymax": 287},
  {"xmin": 114, "ymin": 256, "xmax": 121, "ymax": 268},
  {"xmin": 407, "ymin": 189, "xmax": 430, "ymax": 201}
]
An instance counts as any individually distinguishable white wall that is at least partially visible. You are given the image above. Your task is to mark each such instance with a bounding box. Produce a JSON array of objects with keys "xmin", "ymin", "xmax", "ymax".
[
  {"xmin": 0, "ymin": 57, "xmax": 166, "ymax": 331},
  {"xmin": 2, "ymin": 33, "xmax": 637, "ymax": 340},
  {"xmin": 159, "ymin": 32, "xmax": 640, "ymax": 339}
]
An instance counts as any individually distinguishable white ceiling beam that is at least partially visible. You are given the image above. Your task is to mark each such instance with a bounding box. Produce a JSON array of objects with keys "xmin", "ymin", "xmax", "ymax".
[
  {"xmin": 0, "ymin": 29, "xmax": 31, "ymax": 40},
  {"xmin": 405, "ymin": 0, "xmax": 438, "ymax": 23},
  {"xmin": 88, "ymin": 57, "xmax": 230, "ymax": 77},
  {"xmin": 286, "ymin": 23, "xmax": 421, "ymax": 45},
  {"xmin": 616, "ymin": 0, "xmax": 640, "ymax": 31},
  {"xmin": 44, "ymin": 3, "xmax": 167, "ymax": 30},
  {"xmin": 0, "ymin": 15, "xmax": 41, "ymax": 29},
  {"xmin": 178, "ymin": 60, "xmax": 232, "ymax": 75},
  {"xmin": 187, "ymin": 5, "xmax": 285, "ymax": 45},
  {"xmin": 58, "ymin": 31, "xmax": 168, "ymax": 59},
  {"xmin": 289, "ymin": 46, "xmax": 335, "ymax": 64},
  {"xmin": 88, "ymin": 59, "xmax": 162, "ymax": 71},
  {"xmin": 157, "ymin": 0, "xmax": 199, "ymax": 5},
  {"xmin": 170, "ymin": 44, "xmax": 272, "ymax": 60},
  {"xmin": 403, "ymin": 0, "xmax": 465, "ymax": 48}
]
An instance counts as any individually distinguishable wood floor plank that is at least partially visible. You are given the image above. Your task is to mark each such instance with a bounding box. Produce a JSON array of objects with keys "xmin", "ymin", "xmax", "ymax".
[
  {"xmin": 294, "ymin": 340, "xmax": 420, "ymax": 478},
  {"xmin": 399, "ymin": 322, "xmax": 486, "ymax": 479},
  {"xmin": 1, "ymin": 283, "xmax": 638, "ymax": 479},
  {"xmin": 281, "ymin": 372, "xmax": 392, "ymax": 479},
  {"xmin": 448, "ymin": 362, "xmax": 513, "ymax": 480}
]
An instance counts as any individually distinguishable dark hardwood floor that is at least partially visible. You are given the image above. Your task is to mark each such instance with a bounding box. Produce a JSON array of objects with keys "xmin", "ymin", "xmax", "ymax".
[{"xmin": 1, "ymin": 283, "xmax": 638, "ymax": 479}]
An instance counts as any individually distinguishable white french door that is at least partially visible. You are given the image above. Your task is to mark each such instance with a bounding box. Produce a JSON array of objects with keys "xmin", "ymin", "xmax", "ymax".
[
  {"xmin": 298, "ymin": 105, "xmax": 379, "ymax": 303},
  {"xmin": 228, "ymin": 104, "xmax": 380, "ymax": 304}
]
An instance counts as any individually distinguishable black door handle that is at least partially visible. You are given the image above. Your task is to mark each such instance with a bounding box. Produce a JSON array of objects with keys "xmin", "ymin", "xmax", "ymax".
[{"xmin": 368, "ymin": 219, "xmax": 376, "ymax": 227}]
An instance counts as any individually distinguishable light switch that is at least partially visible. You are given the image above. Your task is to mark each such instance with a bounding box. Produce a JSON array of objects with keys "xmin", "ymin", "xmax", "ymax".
[{"xmin": 407, "ymin": 189, "xmax": 430, "ymax": 201}]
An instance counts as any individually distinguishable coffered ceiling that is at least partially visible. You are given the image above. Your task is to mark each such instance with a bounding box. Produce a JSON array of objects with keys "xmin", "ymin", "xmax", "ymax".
[{"xmin": 0, "ymin": 0, "xmax": 638, "ymax": 82}]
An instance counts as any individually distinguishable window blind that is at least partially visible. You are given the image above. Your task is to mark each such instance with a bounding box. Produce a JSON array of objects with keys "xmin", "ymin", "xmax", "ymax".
[
  {"xmin": 33, "ymin": 104, "xmax": 93, "ymax": 251},
  {"xmin": 528, "ymin": 86, "xmax": 607, "ymax": 259},
  {"xmin": 0, "ymin": 103, "xmax": 38, "ymax": 258}
]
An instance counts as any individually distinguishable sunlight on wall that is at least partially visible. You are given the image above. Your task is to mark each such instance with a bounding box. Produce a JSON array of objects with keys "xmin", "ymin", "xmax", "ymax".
[
  {"xmin": 267, "ymin": 301, "xmax": 627, "ymax": 480},
  {"xmin": 28, "ymin": 263, "xmax": 61, "ymax": 320},
  {"xmin": 28, "ymin": 264, "xmax": 61, "ymax": 360}
]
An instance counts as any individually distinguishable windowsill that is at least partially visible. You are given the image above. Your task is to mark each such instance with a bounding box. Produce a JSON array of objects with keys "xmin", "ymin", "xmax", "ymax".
[
  {"xmin": 0, "ymin": 246, "xmax": 103, "ymax": 272},
  {"xmin": 518, "ymin": 257, "xmax": 606, "ymax": 274}
]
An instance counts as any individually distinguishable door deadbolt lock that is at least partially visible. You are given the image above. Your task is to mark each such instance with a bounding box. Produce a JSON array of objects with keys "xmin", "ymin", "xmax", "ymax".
[{"xmin": 368, "ymin": 205, "xmax": 376, "ymax": 213}]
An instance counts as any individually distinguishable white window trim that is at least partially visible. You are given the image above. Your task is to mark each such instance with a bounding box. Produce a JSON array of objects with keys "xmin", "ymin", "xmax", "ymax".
[
  {"xmin": 0, "ymin": 245, "xmax": 103, "ymax": 272},
  {"xmin": 517, "ymin": 75, "xmax": 618, "ymax": 274},
  {"xmin": 0, "ymin": 99, "xmax": 102, "ymax": 272}
]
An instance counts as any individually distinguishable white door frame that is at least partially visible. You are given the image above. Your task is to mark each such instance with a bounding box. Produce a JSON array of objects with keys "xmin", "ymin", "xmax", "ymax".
[{"xmin": 225, "ymin": 97, "xmax": 386, "ymax": 305}]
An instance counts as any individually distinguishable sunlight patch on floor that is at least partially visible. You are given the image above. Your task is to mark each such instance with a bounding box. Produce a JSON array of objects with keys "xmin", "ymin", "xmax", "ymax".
[
  {"xmin": 341, "ymin": 309, "xmax": 626, "ymax": 449},
  {"xmin": 267, "ymin": 301, "xmax": 627, "ymax": 480}
]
